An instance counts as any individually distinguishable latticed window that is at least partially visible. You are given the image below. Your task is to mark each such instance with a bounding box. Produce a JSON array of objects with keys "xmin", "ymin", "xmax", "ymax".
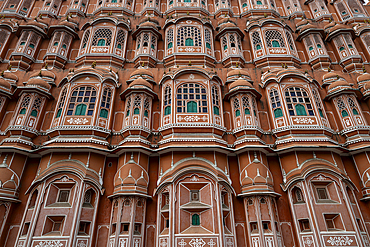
[
  {"xmin": 348, "ymin": 97, "xmax": 360, "ymax": 116},
  {"xmin": 205, "ymin": 29, "xmax": 212, "ymax": 49},
  {"xmin": 265, "ymin": 30, "xmax": 285, "ymax": 48},
  {"xmin": 234, "ymin": 98, "xmax": 240, "ymax": 117},
  {"xmin": 126, "ymin": 97, "xmax": 131, "ymax": 116},
  {"xmin": 18, "ymin": 31, "xmax": 29, "ymax": 49},
  {"xmin": 19, "ymin": 96, "xmax": 31, "ymax": 115},
  {"xmin": 269, "ymin": 89, "xmax": 283, "ymax": 118},
  {"xmin": 312, "ymin": 89, "xmax": 324, "ymax": 118},
  {"xmin": 56, "ymin": 88, "xmax": 67, "ymax": 118},
  {"xmin": 164, "ymin": 86, "xmax": 172, "ymax": 116},
  {"xmin": 115, "ymin": 29, "xmax": 126, "ymax": 50},
  {"xmin": 192, "ymin": 214, "xmax": 200, "ymax": 226},
  {"xmin": 133, "ymin": 95, "xmax": 141, "ymax": 115},
  {"xmin": 99, "ymin": 88, "xmax": 112, "ymax": 119},
  {"xmin": 252, "ymin": 98, "xmax": 258, "ymax": 121},
  {"xmin": 92, "ymin": 28, "xmax": 112, "ymax": 47},
  {"xmin": 176, "ymin": 83, "xmax": 207, "ymax": 113},
  {"xmin": 0, "ymin": 29, "xmax": 10, "ymax": 52},
  {"xmin": 211, "ymin": 86, "xmax": 220, "ymax": 115},
  {"xmin": 313, "ymin": 34, "xmax": 325, "ymax": 50},
  {"xmin": 151, "ymin": 35, "xmax": 156, "ymax": 50},
  {"xmin": 222, "ymin": 37, "xmax": 228, "ymax": 51},
  {"xmin": 177, "ymin": 27, "xmax": 201, "ymax": 47},
  {"xmin": 61, "ymin": 34, "xmax": 71, "ymax": 51},
  {"xmin": 167, "ymin": 29, "xmax": 174, "ymax": 49},
  {"xmin": 344, "ymin": 34, "xmax": 356, "ymax": 51},
  {"xmin": 144, "ymin": 98, "xmax": 150, "ymax": 117},
  {"xmin": 362, "ymin": 33, "xmax": 370, "ymax": 50},
  {"xmin": 335, "ymin": 1, "xmax": 350, "ymax": 20},
  {"xmin": 143, "ymin": 33, "xmax": 149, "ymax": 47},
  {"xmin": 336, "ymin": 97, "xmax": 348, "ymax": 117},
  {"xmin": 285, "ymin": 87, "xmax": 314, "ymax": 116},
  {"xmin": 242, "ymin": 96, "xmax": 251, "ymax": 115},
  {"xmin": 30, "ymin": 97, "xmax": 42, "ymax": 117},
  {"xmin": 81, "ymin": 30, "xmax": 90, "ymax": 49},
  {"xmin": 286, "ymin": 31, "xmax": 296, "ymax": 53},
  {"xmin": 252, "ymin": 31, "xmax": 263, "ymax": 50},
  {"xmin": 348, "ymin": 0, "xmax": 365, "ymax": 15},
  {"xmin": 334, "ymin": 36, "xmax": 345, "ymax": 52},
  {"xmin": 67, "ymin": 86, "xmax": 97, "ymax": 116}
]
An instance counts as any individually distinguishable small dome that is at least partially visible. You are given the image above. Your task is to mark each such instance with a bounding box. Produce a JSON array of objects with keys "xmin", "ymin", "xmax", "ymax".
[
  {"xmin": 2, "ymin": 71, "xmax": 18, "ymax": 81},
  {"xmin": 327, "ymin": 80, "xmax": 351, "ymax": 91},
  {"xmin": 30, "ymin": 69, "xmax": 56, "ymax": 80},
  {"xmin": 130, "ymin": 69, "xmax": 154, "ymax": 78},
  {"xmin": 0, "ymin": 78, "xmax": 11, "ymax": 89},
  {"xmin": 26, "ymin": 77, "xmax": 51, "ymax": 90},
  {"xmin": 241, "ymin": 175, "xmax": 253, "ymax": 186},
  {"xmin": 139, "ymin": 21, "xmax": 158, "ymax": 28},
  {"xmin": 358, "ymin": 73, "xmax": 370, "ymax": 84},
  {"xmin": 229, "ymin": 79, "xmax": 253, "ymax": 90},
  {"xmin": 227, "ymin": 69, "xmax": 251, "ymax": 79},
  {"xmin": 220, "ymin": 22, "xmax": 237, "ymax": 30},
  {"xmin": 296, "ymin": 19, "xmax": 310, "ymax": 29},
  {"xmin": 130, "ymin": 78, "xmax": 153, "ymax": 90},
  {"xmin": 363, "ymin": 81, "xmax": 370, "ymax": 91},
  {"xmin": 323, "ymin": 72, "xmax": 343, "ymax": 82}
]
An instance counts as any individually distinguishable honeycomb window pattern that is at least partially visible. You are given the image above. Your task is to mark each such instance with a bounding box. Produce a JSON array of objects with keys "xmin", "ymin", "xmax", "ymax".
[
  {"xmin": 177, "ymin": 27, "xmax": 201, "ymax": 47},
  {"xmin": 176, "ymin": 83, "xmax": 207, "ymax": 113},
  {"xmin": 67, "ymin": 86, "xmax": 97, "ymax": 116}
]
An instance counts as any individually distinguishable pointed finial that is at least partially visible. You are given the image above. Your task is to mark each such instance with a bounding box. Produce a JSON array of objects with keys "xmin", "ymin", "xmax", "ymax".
[
  {"xmin": 141, "ymin": 171, "xmax": 143, "ymax": 178},
  {"xmin": 160, "ymin": 168, "xmax": 163, "ymax": 176},
  {"xmin": 253, "ymin": 152, "xmax": 260, "ymax": 163},
  {"xmin": 3, "ymin": 154, "xmax": 7, "ymax": 165},
  {"xmin": 11, "ymin": 174, "xmax": 14, "ymax": 180},
  {"xmin": 257, "ymin": 168, "xmax": 260, "ymax": 176},
  {"xmin": 68, "ymin": 153, "xmax": 72, "ymax": 159},
  {"xmin": 313, "ymin": 152, "xmax": 316, "ymax": 159},
  {"xmin": 367, "ymin": 172, "xmax": 370, "ymax": 181},
  {"xmin": 245, "ymin": 170, "xmax": 248, "ymax": 178},
  {"xmin": 99, "ymin": 168, "xmax": 102, "ymax": 177}
]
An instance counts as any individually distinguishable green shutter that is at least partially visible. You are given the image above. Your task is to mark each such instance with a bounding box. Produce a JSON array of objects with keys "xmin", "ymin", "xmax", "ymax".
[
  {"xmin": 97, "ymin": 39, "xmax": 106, "ymax": 46},
  {"xmin": 235, "ymin": 109, "xmax": 240, "ymax": 117},
  {"xmin": 319, "ymin": 109, "xmax": 324, "ymax": 118},
  {"xmin": 126, "ymin": 110, "xmax": 130, "ymax": 117},
  {"xmin": 144, "ymin": 110, "xmax": 149, "ymax": 117},
  {"xmin": 100, "ymin": 109, "xmax": 108, "ymax": 118},
  {"xmin": 206, "ymin": 43, "xmax": 211, "ymax": 49},
  {"xmin": 192, "ymin": 214, "xmax": 200, "ymax": 226},
  {"xmin": 185, "ymin": 38, "xmax": 194, "ymax": 46},
  {"xmin": 31, "ymin": 110, "xmax": 38, "ymax": 117},
  {"xmin": 165, "ymin": 106, "xmax": 171, "ymax": 116},
  {"xmin": 274, "ymin": 108, "xmax": 283, "ymax": 118},
  {"xmin": 187, "ymin": 101, "xmax": 197, "ymax": 113},
  {"xmin": 75, "ymin": 104, "xmax": 87, "ymax": 116},
  {"xmin": 245, "ymin": 108, "xmax": 250, "ymax": 115},
  {"xmin": 134, "ymin": 108, "xmax": 140, "ymax": 115},
  {"xmin": 341, "ymin": 110, "xmax": 349, "ymax": 117},
  {"xmin": 168, "ymin": 42, "xmax": 173, "ymax": 49},
  {"xmin": 20, "ymin": 108, "xmax": 26, "ymax": 115},
  {"xmin": 272, "ymin": 40, "xmax": 280, "ymax": 47},
  {"xmin": 295, "ymin": 104, "xmax": 307, "ymax": 116},
  {"xmin": 56, "ymin": 108, "xmax": 62, "ymax": 118},
  {"xmin": 353, "ymin": 109, "xmax": 359, "ymax": 115},
  {"xmin": 214, "ymin": 106, "xmax": 220, "ymax": 115},
  {"xmin": 224, "ymin": 45, "xmax": 228, "ymax": 50}
]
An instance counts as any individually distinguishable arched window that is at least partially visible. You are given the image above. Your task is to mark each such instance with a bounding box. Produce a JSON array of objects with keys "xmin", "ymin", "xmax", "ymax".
[
  {"xmin": 67, "ymin": 86, "xmax": 97, "ymax": 116},
  {"xmin": 81, "ymin": 30, "xmax": 90, "ymax": 49},
  {"xmin": 285, "ymin": 87, "xmax": 314, "ymax": 116},
  {"xmin": 133, "ymin": 95, "xmax": 141, "ymax": 115},
  {"xmin": 252, "ymin": 31, "xmax": 263, "ymax": 51},
  {"xmin": 292, "ymin": 187, "xmax": 304, "ymax": 204},
  {"xmin": 312, "ymin": 89, "xmax": 325, "ymax": 118},
  {"xmin": 144, "ymin": 98, "xmax": 150, "ymax": 117},
  {"xmin": 126, "ymin": 97, "xmax": 131, "ymax": 117},
  {"xmin": 143, "ymin": 33, "xmax": 149, "ymax": 47},
  {"xmin": 19, "ymin": 96, "xmax": 31, "ymax": 115},
  {"xmin": 176, "ymin": 83, "xmax": 207, "ymax": 113},
  {"xmin": 348, "ymin": 97, "xmax": 360, "ymax": 116},
  {"xmin": 164, "ymin": 86, "xmax": 172, "ymax": 116},
  {"xmin": 192, "ymin": 214, "xmax": 200, "ymax": 225},
  {"xmin": 177, "ymin": 27, "xmax": 201, "ymax": 47},
  {"xmin": 242, "ymin": 96, "xmax": 251, "ymax": 115},
  {"xmin": 286, "ymin": 31, "xmax": 296, "ymax": 53},
  {"xmin": 30, "ymin": 97, "xmax": 42, "ymax": 117},
  {"xmin": 336, "ymin": 98, "xmax": 348, "ymax": 117},
  {"xmin": 212, "ymin": 86, "xmax": 220, "ymax": 116},
  {"xmin": 205, "ymin": 29, "xmax": 212, "ymax": 49},
  {"xmin": 265, "ymin": 30, "xmax": 286, "ymax": 48},
  {"xmin": 99, "ymin": 88, "xmax": 112, "ymax": 119},
  {"xmin": 270, "ymin": 89, "xmax": 283, "ymax": 118},
  {"xmin": 115, "ymin": 29, "xmax": 126, "ymax": 52},
  {"xmin": 167, "ymin": 29, "xmax": 174, "ymax": 49},
  {"xmin": 234, "ymin": 98, "xmax": 240, "ymax": 117},
  {"xmin": 92, "ymin": 28, "xmax": 112, "ymax": 47}
]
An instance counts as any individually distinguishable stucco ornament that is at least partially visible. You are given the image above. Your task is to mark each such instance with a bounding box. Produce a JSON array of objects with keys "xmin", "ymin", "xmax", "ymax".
[
  {"xmin": 35, "ymin": 240, "xmax": 64, "ymax": 247},
  {"xmin": 326, "ymin": 236, "xmax": 353, "ymax": 246},
  {"xmin": 67, "ymin": 118, "xmax": 89, "ymax": 124},
  {"xmin": 189, "ymin": 238, "xmax": 206, "ymax": 247}
]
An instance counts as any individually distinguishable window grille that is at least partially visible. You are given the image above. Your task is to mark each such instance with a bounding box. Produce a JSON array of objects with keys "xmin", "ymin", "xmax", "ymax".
[
  {"xmin": 286, "ymin": 31, "xmax": 296, "ymax": 52},
  {"xmin": 56, "ymin": 88, "xmax": 67, "ymax": 118},
  {"xmin": 265, "ymin": 30, "xmax": 285, "ymax": 48},
  {"xmin": 348, "ymin": 0, "xmax": 364, "ymax": 14},
  {"xmin": 81, "ymin": 30, "xmax": 90, "ymax": 49},
  {"xmin": 61, "ymin": 33, "xmax": 71, "ymax": 51},
  {"xmin": 126, "ymin": 97, "xmax": 131, "ymax": 116},
  {"xmin": 212, "ymin": 86, "xmax": 220, "ymax": 115},
  {"xmin": 176, "ymin": 83, "xmax": 207, "ymax": 113},
  {"xmin": 312, "ymin": 88, "xmax": 324, "ymax": 118},
  {"xmin": 151, "ymin": 35, "xmax": 156, "ymax": 49},
  {"xmin": 167, "ymin": 29, "xmax": 174, "ymax": 48},
  {"xmin": 270, "ymin": 89, "xmax": 283, "ymax": 118},
  {"xmin": 19, "ymin": 96, "xmax": 31, "ymax": 115},
  {"xmin": 144, "ymin": 97, "xmax": 150, "ymax": 117},
  {"xmin": 116, "ymin": 29, "xmax": 126, "ymax": 49},
  {"xmin": 348, "ymin": 97, "xmax": 360, "ymax": 115},
  {"xmin": 92, "ymin": 28, "xmax": 112, "ymax": 46},
  {"xmin": 336, "ymin": 97, "xmax": 349, "ymax": 117},
  {"xmin": 164, "ymin": 86, "xmax": 171, "ymax": 116},
  {"xmin": 363, "ymin": 33, "xmax": 370, "ymax": 48},
  {"xmin": 0, "ymin": 29, "xmax": 10, "ymax": 51},
  {"xmin": 177, "ymin": 26, "xmax": 201, "ymax": 47},
  {"xmin": 30, "ymin": 97, "xmax": 42, "ymax": 117},
  {"xmin": 234, "ymin": 98, "xmax": 240, "ymax": 117},
  {"xmin": 143, "ymin": 33, "xmax": 149, "ymax": 47},
  {"xmin": 133, "ymin": 95, "xmax": 141, "ymax": 115},
  {"xmin": 99, "ymin": 88, "xmax": 112, "ymax": 119},
  {"xmin": 252, "ymin": 31, "xmax": 262, "ymax": 51},
  {"xmin": 285, "ymin": 87, "xmax": 314, "ymax": 116},
  {"xmin": 242, "ymin": 96, "xmax": 250, "ymax": 115},
  {"xmin": 67, "ymin": 86, "xmax": 97, "ymax": 116},
  {"xmin": 205, "ymin": 29, "xmax": 211, "ymax": 48}
]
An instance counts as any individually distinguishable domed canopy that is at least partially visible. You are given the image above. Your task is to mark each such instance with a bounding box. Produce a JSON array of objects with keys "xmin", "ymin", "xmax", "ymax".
[
  {"xmin": 323, "ymin": 72, "xmax": 344, "ymax": 84},
  {"xmin": 227, "ymin": 69, "xmax": 250, "ymax": 78},
  {"xmin": 229, "ymin": 79, "xmax": 253, "ymax": 90},
  {"xmin": 358, "ymin": 73, "xmax": 370, "ymax": 84},
  {"xmin": 327, "ymin": 80, "xmax": 351, "ymax": 91},
  {"xmin": 364, "ymin": 81, "xmax": 370, "ymax": 91},
  {"xmin": 30, "ymin": 69, "xmax": 56, "ymax": 81},
  {"xmin": 296, "ymin": 19, "xmax": 310, "ymax": 29},
  {"xmin": 2, "ymin": 71, "xmax": 18, "ymax": 82},
  {"xmin": 26, "ymin": 77, "xmax": 51, "ymax": 90},
  {"xmin": 129, "ymin": 78, "xmax": 153, "ymax": 90},
  {"xmin": 130, "ymin": 69, "xmax": 154, "ymax": 79},
  {"xmin": 0, "ymin": 78, "xmax": 11, "ymax": 89},
  {"xmin": 139, "ymin": 21, "xmax": 158, "ymax": 28}
]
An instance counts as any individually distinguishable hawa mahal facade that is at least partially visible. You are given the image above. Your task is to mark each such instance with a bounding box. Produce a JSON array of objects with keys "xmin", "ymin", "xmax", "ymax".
[{"xmin": 0, "ymin": 0, "xmax": 370, "ymax": 247}]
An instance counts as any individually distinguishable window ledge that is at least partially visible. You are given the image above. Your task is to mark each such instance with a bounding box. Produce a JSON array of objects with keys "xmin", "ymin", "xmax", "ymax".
[
  {"xmin": 317, "ymin": 199, "xmax": 338, "ymax": 204},
  {"xmin": 46, "ymin": 202, "xmax": 72, "ymax": 208}
]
